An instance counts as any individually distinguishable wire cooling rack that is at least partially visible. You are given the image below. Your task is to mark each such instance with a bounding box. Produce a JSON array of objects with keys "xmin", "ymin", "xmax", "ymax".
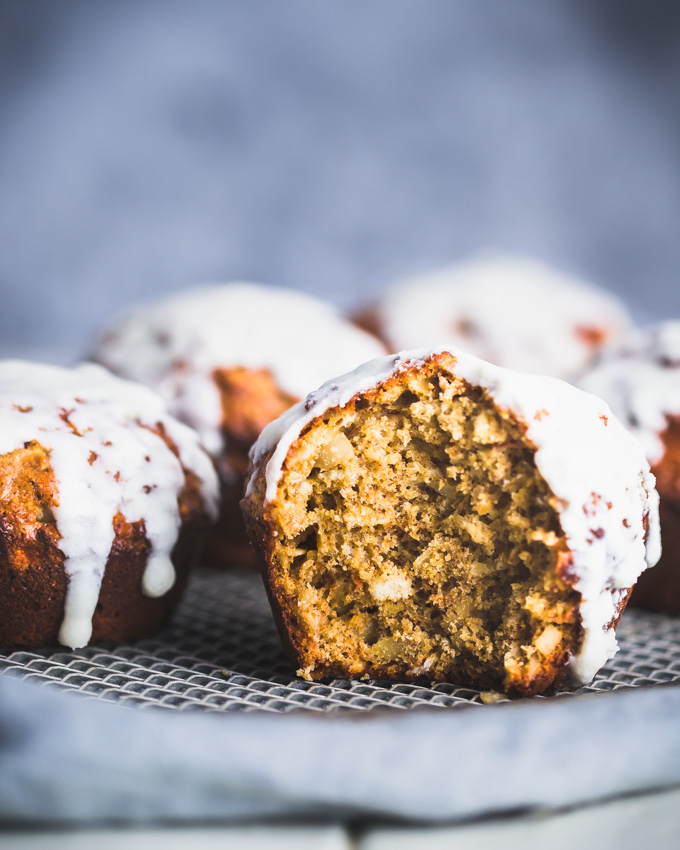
[{"xmin": 1, "ymin": 568, "xmax": 679, "ymax": 713}]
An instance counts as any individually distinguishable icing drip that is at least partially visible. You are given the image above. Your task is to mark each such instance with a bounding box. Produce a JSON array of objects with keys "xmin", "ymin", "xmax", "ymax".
[
  {"xmin": 377, "ymin": 254, "xmax": 632, "ymax": 378},
  {"xmin": 93, "ymin": 282, "xmax": 386, "ymax": 457},
  {"xmin": 249, "ymin": 346, "xmax": 660, "ymax": 686},
  {"xmin": 579, "ymin": 321, "xmax": 680, "ymax": 465},
  {"xmin": 0, "ymin": 361, "xmax": 219, "ymax": 649}
]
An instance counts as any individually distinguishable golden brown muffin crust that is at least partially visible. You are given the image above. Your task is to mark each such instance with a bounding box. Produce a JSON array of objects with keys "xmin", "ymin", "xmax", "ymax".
[
  {"xmin": 205, "ymin": 367, "xmax": 299, "ymax": 568},
  {"xmin": 213, "ymin": 367, "xmax": 297, "ymax": 454},
  {"xmin": 0, "ymin": 425, "xmax": 211, "ymax": 649},
  {"xmin": 631, "ymin": 415, "xmax": 680, "ymax": 612}
]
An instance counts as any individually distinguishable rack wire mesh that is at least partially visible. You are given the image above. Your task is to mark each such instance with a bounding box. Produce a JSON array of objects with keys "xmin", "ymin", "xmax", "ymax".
[{"xmin": 1, "ymin": 568, "xmax": 679, "ymax": 713}]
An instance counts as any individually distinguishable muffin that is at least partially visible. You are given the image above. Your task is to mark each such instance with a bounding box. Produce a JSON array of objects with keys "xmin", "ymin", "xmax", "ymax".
[
  {"xmin": 92, "ymin": 283, "xmax": 385, "ymax": 567},
  {"xmin": 359, "ymin": 254, "xmax": 631, "ymax": 378},
  {"xmin": 242, "ymin": 348, "xmax": 659, "ymax": 697},
  {"xmin": 579, "ymin": 322, "xmax": 680, "ymax": 612},
  {"xmin": 0, "ymin": 361, "xmax": 219, "ymax": 649}
]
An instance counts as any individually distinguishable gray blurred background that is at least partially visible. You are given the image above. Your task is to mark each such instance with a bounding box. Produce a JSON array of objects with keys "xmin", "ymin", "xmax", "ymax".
[{"xmin": 1, "ymin": 0, "xmax": 679, "ymax": 360}]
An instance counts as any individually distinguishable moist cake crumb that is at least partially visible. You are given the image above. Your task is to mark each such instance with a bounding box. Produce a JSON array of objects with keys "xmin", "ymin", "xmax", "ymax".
[{"xmin": 243, "ymin": 348, "xmax": 659, "ymax": 697}]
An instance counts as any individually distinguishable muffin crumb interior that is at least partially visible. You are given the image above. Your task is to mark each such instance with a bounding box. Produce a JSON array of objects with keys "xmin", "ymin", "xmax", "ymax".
[{"xmin": 267, "ymin": 361, "xmax": 582, "ymax": 696}]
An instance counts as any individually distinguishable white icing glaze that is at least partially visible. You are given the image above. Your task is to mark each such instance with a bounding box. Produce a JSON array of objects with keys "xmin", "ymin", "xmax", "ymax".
[
  {"xmin": 0, "ymin": 361, "xmax": 219, "ymax": 649},
  {"xmin": 249, "ymin": 346, "xmax": 660, "ymax": 686},
  {"xmin": 377, "ymin": 254, "xmax": 632, "ymax": 378},
  {"xmin": 93, "ymin": 283, "xmax": 386, "ymax": 458},
  {"xmin": 579, "ymin": 321, "xmax": 680, "ymax": 465}
]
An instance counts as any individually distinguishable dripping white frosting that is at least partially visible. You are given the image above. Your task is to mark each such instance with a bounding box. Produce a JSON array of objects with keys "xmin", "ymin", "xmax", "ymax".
[
  {"xmin": 249, "ymin": 346, "xmax": 660, "ymax": 686},
  {"xmin": 579, "ymin": 321, "xmax": 680, "ymax": 465},
  {"xmin": 376, "ymin": 254, "xmax": 632, "ymax": 378},
  {"xmin": 93, "ymin": 282, "xmax": 386, "ymax": 457},
  {"xmin": 0, "ymin": 361, "xmax": 219, "ymax": 649}
]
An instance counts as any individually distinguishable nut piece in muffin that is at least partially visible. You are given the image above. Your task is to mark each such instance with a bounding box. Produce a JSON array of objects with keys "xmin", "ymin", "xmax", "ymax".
[
  {"xmin": 242, "ymin": 348, "xmax": 659, "ymax": 697},
  {"xmin": 92, "ymin": 283, "xmax": 385, "ymax": 567},
  {"xmin": 580, "ymin": 321, "xmax": 680, "ymax": 612},
  {"xmin": 358, "ymin": 254, "xmax": 631, "ymax": 379},
  {"xmin": 0, "ymin": 361, "xmax": 218, "ymax": 649}
]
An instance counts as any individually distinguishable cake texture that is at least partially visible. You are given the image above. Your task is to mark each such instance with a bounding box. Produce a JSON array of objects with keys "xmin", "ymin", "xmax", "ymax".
[
  {"xmin": 362, "ymin": 255, "xmax": 631, "ymax": 378},
  {"xmin": 580, "ymin": 322, "xmax": 680, "ymax": 612},
  {"xmin": 0, "ymin": 361, "xmax": 219, "ymax": 649},
  {"xmin": 242, "ymin": 348, "xmax": 659, "ymax": 697},
  {"xmin": 92, "ymin": 283, "xmax": 385, "ymax": 567}
]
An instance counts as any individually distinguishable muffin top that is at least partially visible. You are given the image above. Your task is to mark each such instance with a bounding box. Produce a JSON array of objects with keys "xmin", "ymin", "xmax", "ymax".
[
  {"xmin": 93, "ymin": 283, "xmax": 386, "ymax": 456},
  {"xmin": 249, "ymin": 346, "xmax": 659, "ymax": 683},
  {"xmin": 0, "ymin": 360, "xmax": 218, "ymax": 648},
  {"xmin": 579, "ymin": 321, "xmax": 680, "ymax": 465},
  {"xmin": 374, "ymin": 254, "xmax": 631, "ymax": 377}
]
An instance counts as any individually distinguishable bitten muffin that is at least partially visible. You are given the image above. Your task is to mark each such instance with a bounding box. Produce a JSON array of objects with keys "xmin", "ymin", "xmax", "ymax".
[
  {"xmin": 0, "ymin": 361, "xmax": 219, "ymax": 649},
  {"xmin": 92, "ymin": 283, "xmax": 385, "ymax": 567},
  {"xmin": 358, "ymin": 254, "xmax": 631, "ymax": 378},
  {"xmin": 242, "ymin": 348, "xmax": 659, "ymax": 697},
  {"xmin": 580, "ymin": 322, "xmax": 680, "ymax": 612}
]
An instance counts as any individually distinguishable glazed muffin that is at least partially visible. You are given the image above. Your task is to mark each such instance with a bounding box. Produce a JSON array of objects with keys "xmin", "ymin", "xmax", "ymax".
[
  {"xmin": 92, "ymin": 283, "xmax": 385, "ymax": 567},
  {"xmin": 580, "ymin": 322, "xmax": 680, "ymax": 612},
  {"xmin": 359, "ymin": 254, "xmax": 631, "ymax": 378},
  {"xmin": 242, "ymin": 348, "xmax": 659, "ymax": 697},
  {"xmin": 0, "ymin": 361, "xmax": 218, "ymax": 649}
]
